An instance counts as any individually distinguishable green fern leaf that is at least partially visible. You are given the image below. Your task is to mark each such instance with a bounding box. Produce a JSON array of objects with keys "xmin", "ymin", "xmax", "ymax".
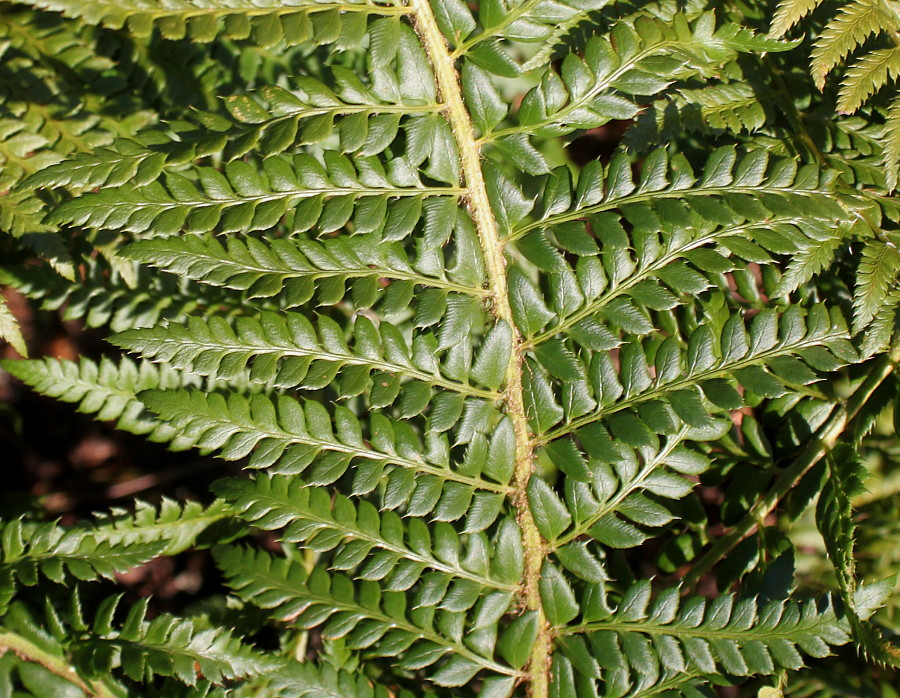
[
  {"xmin": 769, "ymin": 0, "xmax": 826, "ymax": 37},
  {"xmin": 141, "ymin": 389, "xmax": 513, "ymax": 511},
  {"xmin": 215, "ymin": 474, "xmax": 516, "ymax": 585},
  {"xmin": 557, "ymin": 582, "xmax": 851, "ymax": 693},
  {"xmin": 122, "ymin": 227, "xmax": 487, "ymax": 309},
  {"xmin": 0, "ymin": 357, "xmax": 195, "ymax": 447},
  {"xmin": 885, "ymin": 96, "xmax": 900, "ymax": 190},
  {"xmin": 817, "ymin": 444, "xmax": 900, "ymax": 667},
  {"xmin": 213, "ymin": 546, "xmax": 518, "ymax": 687},
  {"xmin": 837, "ymin": 47, "xmax": 900, "ymax": 113},
  {"xmin": 0, "ymin": 297, "xmax": 26, "ymax": 357},
  {"xmin": 113, "ymin": 311, "xmax": 499, "ymax": 398},
  {"xmin": 22, "ymin": 0, "xmax": 407, "ymax": 46},
  {"xmin": 0, "ymin": 519, "xmax": 165, "ymax": 611},
  {"xmin": 88, "ymin": 498, "xmax": 235, "ymax": 556},
  {"xmin": 64, "ymin": 594, "xmax": 283, "ymax": 685},
  {"xmin": 809, "ymin": 0, "xmax": 894, "ymax": 89},
  {"xmin": 852, "ymin": 234, "xmax": 900, "ymax": 335}
]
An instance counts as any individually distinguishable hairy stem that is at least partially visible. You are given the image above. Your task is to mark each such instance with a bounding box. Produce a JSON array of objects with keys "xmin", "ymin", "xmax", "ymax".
[
  {"xmin": 683, "ymin": 354, "xmax": 897, "ymax": 587},
  {"xmin": 407, "ymin": 1, "xmax": 551, "ymax": 693},
  {"xmin": 0, "ymin": 630, "xmax": 118, "ymax": 698}
]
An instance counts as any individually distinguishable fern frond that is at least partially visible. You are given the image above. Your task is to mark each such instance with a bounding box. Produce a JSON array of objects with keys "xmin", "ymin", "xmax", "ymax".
[
  {"xmin": 885, "ymin": 96, "xmax": 900, "ymax": 190},
  {"xmin": 122, "ymin": 225, "xmax": 488, "ymax": 308},
  {"xmin": 50, "ymin": 153, "xmax": 460, "ymax": 236},
  {"xmin": 556, "ymin": 582, "xmax": 850, "ymax": 694},
  {"xmin": 859, "ymin": 287, "xmax": 900, "ymax": 358},
  {"xmin": 216, "ymin": 474, "xmax": 515, "ymax": 587},
  {"xmin": 445, "ymin": 0, "xmax": 607, "ymax": 66},
  {"xmin": 88, "ymin": 498, "xmax": 235, "ymax": 556},
  {"xmin": 142, "ymin": 389, "xmax": 513, "ymax": 504},
  {"xmin": 113, "ymin": 311, "xmax": 500, "ymax": 399},
  {"xmin": 809, "ymin": 0, "xmax": 894, "ymax": 89},
  {"xmin": 852, "ymin": 233, "xmax": 900, "ymax": 335},
  {"xmin": 60, "ymin": 594, "xmax": 283, "ymax": 685},
  {"xmin": 22, "ymin": 0, "xmax": 408, "ymax": 46},
  {"xmin": 0, "ymin": 257, "xmax": 239, "ymax": 332},
  {"xmin": 213, "ymin": 546, "xmax": 519, "ymax": 688},
  {"xmin": 0, "ymin": 519, "xmax": 164, "ymax": 610},
  {"xmin": 24, "ymin": 58, "xmax": 447, "ymax": 193},
  {"xmin": 769, "ymin": 0, "xmax": 826, "ymax": 37},
  {"xmin": 0, "ymin": 356, "xmax": 194, "ymax": 447},
  {"xmin": 0, "ymin": 297, "xmax": 26, "ymax": 357},
  {"xmin": 817, "ymin": 444, "xmax": 900, "ymax": 667},
  {"xmin": 234, "ymin": 659, "xmax": 416, "ymax": 697},
  {"xmin": 508, "ymin": 147, "xmax": 852, "ymax": 246},
  {"xmin": 837, "ymin": 47, "xmax": 900, "ymax": 113},
  {"xmin": 483, "ymin": 12, "xmax": 798, "ymax": 170},
  {"xmin": 531, "ymin": 426, "xmax": 720, "ymax": 553},
  {"xmin": 627, "ymin": 82, "xmax": 769, "ymax": 149},
  {"xmin": 532, "ymin": 305, "xmax": 855, "ymax": 444}
]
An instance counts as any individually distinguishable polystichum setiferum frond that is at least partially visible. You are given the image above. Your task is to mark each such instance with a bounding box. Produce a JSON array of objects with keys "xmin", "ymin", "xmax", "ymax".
[{"xmin": 1, "ymin": 0, "xmax": 899, "ymax": 696}]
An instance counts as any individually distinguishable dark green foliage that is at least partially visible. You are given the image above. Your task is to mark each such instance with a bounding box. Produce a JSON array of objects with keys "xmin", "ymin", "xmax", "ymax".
[{"xmin": 0, "ymin": 0, "xmax": 898, "ymax": 695}]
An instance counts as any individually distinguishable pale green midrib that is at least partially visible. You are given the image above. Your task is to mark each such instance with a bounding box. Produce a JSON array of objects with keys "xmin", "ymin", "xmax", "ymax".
[
  {"xmin": 523, "ymin": 216, "xmax": 801, "ymax": 349},
  {"xmin": 123, "ymin": 334, "xmax": 499, "ymax": 399},
  {"xmin": 242, "ymin": 101, "xmax": 443, "ymax": 123},
  {"xmin": 169, "ymin": 405, "xmax": 511, "ymax": 494},
  {"xmin": 0, "ymin": 629, "xmax": 117, "ymax": 698},
  {"xmin": 248, "ymin": 491, "xmax": 517, "ymax": 590},
  {"xmin": 407, "ymin": 0, "xmax": 552, "ymax": 691},
  {"xmin": 562, "ymin": 614, "xmax": 841, "ymax": 640},
  {"xmin": 136, "ymin": 248, "xmax": 489, "ymax": 297},
  {"xmin": 509, "ymin": 184, "xmax": 844, "ymax": 242},
  {"xmin": 244, "ymin": 567, "xmax": 518, "ymax": 676},
  {"xmin": 551, "ymin": 428, "xmax": 686, "ymax": 548},
  {"xmin": 74, "ymin": 186, "xmax": 463, "ymax": 210},
  {"xmin": 537, "ymin": 328, "xmax": 848, "ymax": 444}
]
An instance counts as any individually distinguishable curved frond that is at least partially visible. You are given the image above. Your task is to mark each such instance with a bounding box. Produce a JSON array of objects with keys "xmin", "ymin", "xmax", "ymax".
[
  {"xmin": 0, "ymin": 519, "xmax": 164, "ymax": 610},
  {"xmin": 554, "ymin": 582, "xmax": 850, "ymax": 694},
  {"xmin": 769, "ymin": 0, "xmax": 826, "ymax": 37},
  {"xmin": 0, "ymin": 356, "xmax": 193, "ymax": 446},
  {"xmin": 837, "ymin": 47, "xmax": 900, "ymax": 114},
  {"xmin": 216, "ymin": 474, "xmax": 516, "ymax": 586},
  {"xmin": 481, "ymin": 13, "xmax": 798, "ymax": 171},
  {"xmin": 213, "ymin": 546, "xmax": 519, "ymax": 688},
  {"xmin": 62, "ymin": 594, "xmax": 282, "ymax": 685},
  {"xmin": 809, "ymin": 0, "xmax": 894, "ymax": 88},
  {"xmin": 0, "ymin": 297, "xmax": 27, "ymax": 357},
  {"xmin": 852, "ymin": 233, "xmax": 900, "ymax": 334},
  {"xmin": 121, "ymin": 224, "xmax": 488, "ymax": 308},
  {"xmin": 50, "ymin": 153, "xmax": 461, "ymax": 236},
  {"xmin": 142, "ymin": 389, "xmax": 513, "ymax": 504},
  {"xmin": 113, "ymin": 311, "xmax": 499, "ymax": 399},
  {"xmin": 22, "ymin": 0, "xmax": 407, "ymax": 46}
]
